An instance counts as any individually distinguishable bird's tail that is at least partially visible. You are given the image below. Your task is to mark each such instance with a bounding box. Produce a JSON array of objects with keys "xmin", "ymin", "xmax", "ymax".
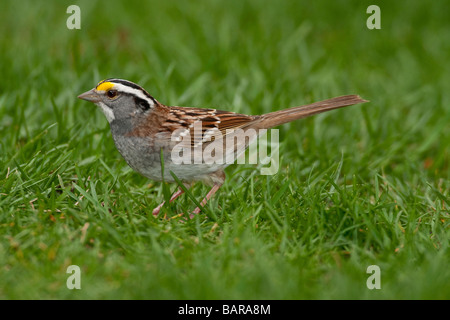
[{"xmin": 255, "ymin": 95, "xmax": 368, "ymax": 129}]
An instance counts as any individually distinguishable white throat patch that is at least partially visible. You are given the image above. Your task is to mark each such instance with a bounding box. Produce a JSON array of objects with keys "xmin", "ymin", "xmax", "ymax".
[{"xmin": 96, "ymin": 102, "xmax": 115, "ymax": 122}]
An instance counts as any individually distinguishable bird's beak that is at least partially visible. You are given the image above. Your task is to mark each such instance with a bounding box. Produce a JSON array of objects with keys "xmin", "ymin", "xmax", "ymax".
[{"xmin": 78, "ymin": 88, "xmax": 100, "ymax": 103}]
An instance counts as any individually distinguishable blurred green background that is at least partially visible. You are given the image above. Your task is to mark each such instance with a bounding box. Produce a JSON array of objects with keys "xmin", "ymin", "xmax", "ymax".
[{"xmin": 0, "ymin": 0, "xmax": 448, "ymax": 299}]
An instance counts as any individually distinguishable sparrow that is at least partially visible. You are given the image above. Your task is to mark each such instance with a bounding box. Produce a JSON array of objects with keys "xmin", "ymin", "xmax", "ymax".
[{"xmin": 78, "ymin": 79, "xmax": 367, "ymax": 217}]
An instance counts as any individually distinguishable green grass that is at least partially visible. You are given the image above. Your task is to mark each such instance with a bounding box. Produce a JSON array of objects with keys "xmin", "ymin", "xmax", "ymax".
[{"xmin": 0, "ymin": 0, "xmax": 449, "ymax": 299}]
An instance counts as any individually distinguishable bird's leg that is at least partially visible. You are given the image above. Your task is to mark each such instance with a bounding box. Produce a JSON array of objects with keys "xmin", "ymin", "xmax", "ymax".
[
  {"xmin": 191, "ymin": 183, "xmax": 222, "ymax": 216},
  {"xmin": 152, "ymin": 187, "xmax": 185, "ymax": 216}
]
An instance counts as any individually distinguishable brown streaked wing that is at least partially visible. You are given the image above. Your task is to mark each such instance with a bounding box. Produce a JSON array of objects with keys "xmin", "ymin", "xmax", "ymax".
[{"xmin": 165, "ymin": 106, "xmax": 257, "ymax": 146}]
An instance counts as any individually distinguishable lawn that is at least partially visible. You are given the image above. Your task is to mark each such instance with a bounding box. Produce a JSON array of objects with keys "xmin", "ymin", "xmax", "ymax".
[{"xmin": 0, "ymin": 0, "xmax": 448, "ymax": 299}]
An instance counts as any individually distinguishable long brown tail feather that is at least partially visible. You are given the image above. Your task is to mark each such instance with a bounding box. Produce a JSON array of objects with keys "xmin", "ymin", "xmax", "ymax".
[{"xmin": 255, "ymin": 95, "xmax": 368, "ymax": 129}]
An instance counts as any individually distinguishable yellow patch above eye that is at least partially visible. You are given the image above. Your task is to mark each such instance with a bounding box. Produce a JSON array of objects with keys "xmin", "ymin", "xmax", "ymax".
[{"xmin": 96, "ymin": 81, "xmax": 115, "ymax": 92}]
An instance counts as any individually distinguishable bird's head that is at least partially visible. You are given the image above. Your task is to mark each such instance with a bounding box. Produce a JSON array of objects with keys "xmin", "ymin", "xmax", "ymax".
[{"xmin": 78, "ymin": 79, "xmax": 157, "ymax": 122}]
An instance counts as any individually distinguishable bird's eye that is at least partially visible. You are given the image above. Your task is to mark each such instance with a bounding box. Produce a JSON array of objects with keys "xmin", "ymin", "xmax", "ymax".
[{"xmin": 106, "ymin": 90, "xmax": 118, "ymax": 99}]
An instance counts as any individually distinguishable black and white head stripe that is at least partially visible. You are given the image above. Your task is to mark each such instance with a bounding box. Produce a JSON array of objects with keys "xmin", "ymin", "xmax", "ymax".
[{"xmin": 96, "ymin": 79, "xmax": 158, "ymax": 108}]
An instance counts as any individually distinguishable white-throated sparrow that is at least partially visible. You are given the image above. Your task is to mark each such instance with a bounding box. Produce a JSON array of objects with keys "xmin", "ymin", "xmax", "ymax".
[{"xmin": 78, "ymin": 79, "xmax": 367, "ymax": 216}]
